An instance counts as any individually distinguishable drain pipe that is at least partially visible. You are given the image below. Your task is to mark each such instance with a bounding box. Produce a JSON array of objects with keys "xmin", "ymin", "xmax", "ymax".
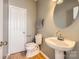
[{"xmin": 64, "ymin": 51, "xmax": 67, "ymax": 59}]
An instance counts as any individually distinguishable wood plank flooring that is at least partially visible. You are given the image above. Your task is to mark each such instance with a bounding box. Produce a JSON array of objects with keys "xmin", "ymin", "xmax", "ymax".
[{"xmin": 8, "ymin": 51, "xmax": 46, "ymax": 59}]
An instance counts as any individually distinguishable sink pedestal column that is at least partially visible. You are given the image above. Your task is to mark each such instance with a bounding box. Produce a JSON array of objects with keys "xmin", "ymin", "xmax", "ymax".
[{"xmin": 55, "ymin": 50, "xmax": 64, "ymax": 59}]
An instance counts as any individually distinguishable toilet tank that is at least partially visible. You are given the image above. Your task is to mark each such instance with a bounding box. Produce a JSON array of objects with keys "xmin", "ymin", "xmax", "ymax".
[{"xmin": 35, "ymin": 34, "xmax": 42, "ymax": 45}]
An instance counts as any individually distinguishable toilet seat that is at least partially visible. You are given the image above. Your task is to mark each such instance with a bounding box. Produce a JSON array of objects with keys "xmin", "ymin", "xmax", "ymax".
[{"xmin": 25, "ymin": 42, "xmax": 37, "ymax": 50}]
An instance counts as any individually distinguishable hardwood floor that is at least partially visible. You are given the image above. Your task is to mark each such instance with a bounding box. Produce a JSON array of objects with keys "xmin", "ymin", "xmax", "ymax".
[{"xmin": 8, "ymin": 51, "xmax": 46, "ymax": 59}]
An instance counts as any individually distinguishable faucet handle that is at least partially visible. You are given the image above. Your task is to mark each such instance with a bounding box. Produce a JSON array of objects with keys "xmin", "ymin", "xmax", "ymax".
[
  {"xmin": 56, "ymin": 31, "xmax": 64, "ymax": 41},
  {"xmin": 56, "ymin": 31, "xmax": 61, "ymax": 36}
]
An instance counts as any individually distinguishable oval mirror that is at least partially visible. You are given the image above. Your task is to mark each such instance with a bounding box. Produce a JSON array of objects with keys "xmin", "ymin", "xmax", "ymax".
[{"xmin": 54, "ymin": 0, "xmax": 79, "ymax": 28}]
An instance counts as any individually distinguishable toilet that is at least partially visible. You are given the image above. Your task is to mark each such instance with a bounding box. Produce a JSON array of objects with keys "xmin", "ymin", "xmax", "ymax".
[{"xmin": 25, "ymin": 34, "xmax": 42, "ymax": 57}]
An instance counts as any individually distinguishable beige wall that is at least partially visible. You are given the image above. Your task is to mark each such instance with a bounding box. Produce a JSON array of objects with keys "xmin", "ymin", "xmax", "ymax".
[
  {"xmin": 37, "ymin": 0, "xmax": 79, "ymax": 59},
  {"xmin": 9, "ymin": 0, "xmax": 36, "ymax": 42},
  {"xmin": 37, "ymin": 0, "xmax": 56, "ymax": 59}
]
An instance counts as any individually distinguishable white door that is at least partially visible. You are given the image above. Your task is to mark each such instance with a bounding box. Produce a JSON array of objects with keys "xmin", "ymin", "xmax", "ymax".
[
  {"xmin": 9, "ymin": 5, "xmax": 27, "ymax": 55},
  {"xmin": 0, "ymin": 0, "xmax": 3, "ymax": 59}
]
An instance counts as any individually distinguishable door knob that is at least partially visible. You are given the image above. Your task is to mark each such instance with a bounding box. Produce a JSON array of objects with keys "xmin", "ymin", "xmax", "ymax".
[
  {"xmin": 0, "ymin": 41, "xmax": 8, "ymax": 47},
  {"xmin": 23, "ymin": 32, "xmax": 25, "ymax": 34},
  {"xmin": 0, "ymin": 41, "xmax": 3, "ymax": 47},
  {"xmin": 3, "ymin": 41, "xmax": 8, "ymax": 46}
]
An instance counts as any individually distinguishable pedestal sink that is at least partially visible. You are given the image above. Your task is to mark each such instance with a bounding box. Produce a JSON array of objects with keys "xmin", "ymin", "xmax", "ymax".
[{"xmin": 45, "ymin": 37, "xmax": 76, "ymax": 59}]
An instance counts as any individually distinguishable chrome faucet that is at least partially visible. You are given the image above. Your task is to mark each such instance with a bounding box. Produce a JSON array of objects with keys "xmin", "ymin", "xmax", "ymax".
[{"xmin": 56, "ymin": 31, "xmax": 64, "ymax": 41}]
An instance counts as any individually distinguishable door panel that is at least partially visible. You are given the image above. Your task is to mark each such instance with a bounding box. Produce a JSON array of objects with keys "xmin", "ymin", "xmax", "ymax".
[{"xmin": 9, "ymin": 5, "xmax": 27, "ymax": 54}]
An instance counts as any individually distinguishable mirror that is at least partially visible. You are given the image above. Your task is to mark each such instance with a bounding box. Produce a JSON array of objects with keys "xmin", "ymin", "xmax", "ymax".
[{"xmin": 54, "ymin": 0, "xmax": 79, "ymax": 28}]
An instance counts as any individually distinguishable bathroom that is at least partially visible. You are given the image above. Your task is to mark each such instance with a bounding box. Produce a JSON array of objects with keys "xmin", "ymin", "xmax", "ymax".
[{"xmin": 0, "ymin": 0, "xmax": 79, "ymax": 59}]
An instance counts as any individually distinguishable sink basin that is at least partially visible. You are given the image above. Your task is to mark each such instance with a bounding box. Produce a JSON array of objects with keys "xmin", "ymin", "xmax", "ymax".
[{"xmin": 45, "ymin": 37, "xmax": 76, "ymax": 51}]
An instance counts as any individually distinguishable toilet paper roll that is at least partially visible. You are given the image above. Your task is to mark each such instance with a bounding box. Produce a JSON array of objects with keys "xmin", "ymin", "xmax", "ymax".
[{"xmin": 35, "ymin": 34, "xmax": 42, "ymax": 45}]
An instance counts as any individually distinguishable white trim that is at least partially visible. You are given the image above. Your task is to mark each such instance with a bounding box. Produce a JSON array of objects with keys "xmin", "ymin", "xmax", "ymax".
[{"xmin": 40, "ymin": 51, "xmax": 49, "ymax": 59}]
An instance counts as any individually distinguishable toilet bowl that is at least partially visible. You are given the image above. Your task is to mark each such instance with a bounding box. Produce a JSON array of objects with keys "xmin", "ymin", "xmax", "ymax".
[
  {"xmin": 25, "ymin": 42, "xmax": 40, "ymax": 57},
  {"xmin": 25, "ymin": 33, "xmax": 42, "ymax": 57}
]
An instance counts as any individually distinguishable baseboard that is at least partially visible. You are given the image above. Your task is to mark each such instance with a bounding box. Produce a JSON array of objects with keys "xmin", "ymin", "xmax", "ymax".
[{"xmin": 40, "ymin": 51, "xmax": 49, "ymax": 59}]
